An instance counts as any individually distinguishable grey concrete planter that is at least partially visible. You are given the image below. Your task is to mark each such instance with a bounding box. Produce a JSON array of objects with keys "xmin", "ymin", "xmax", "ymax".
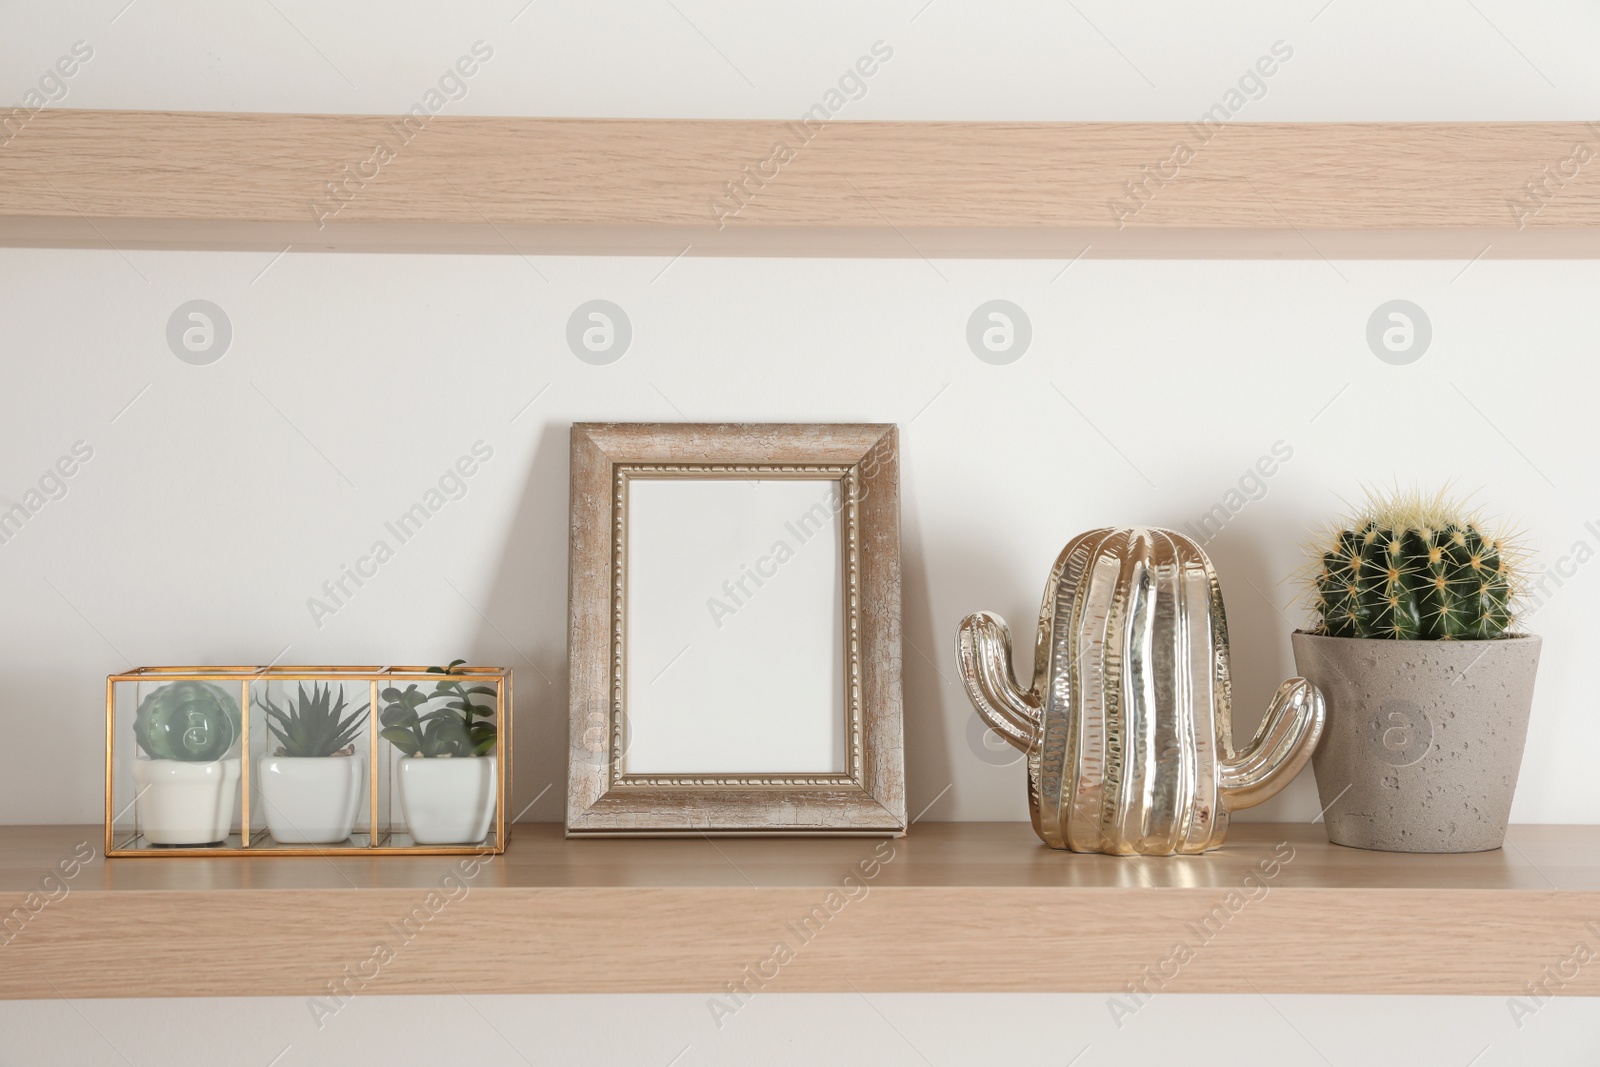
[{"xmin": 1290, "ymin": 631, "xmax": 1541, "ymax": 853}]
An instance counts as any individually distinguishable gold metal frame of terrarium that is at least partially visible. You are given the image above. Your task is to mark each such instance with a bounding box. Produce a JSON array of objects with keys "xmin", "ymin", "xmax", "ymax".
[{"xmin": 105, "ymin": 664, "xmax": 511, "ymax": 857}]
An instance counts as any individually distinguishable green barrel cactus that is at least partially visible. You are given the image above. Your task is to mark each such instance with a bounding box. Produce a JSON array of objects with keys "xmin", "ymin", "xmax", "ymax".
[
  {"xmin": 134, "ymin": 681, "xmax": 241, "ymax": 762},
  {"xmin": 1309, "ymin": 492, "xmax": 1526, "ymax": 640}
]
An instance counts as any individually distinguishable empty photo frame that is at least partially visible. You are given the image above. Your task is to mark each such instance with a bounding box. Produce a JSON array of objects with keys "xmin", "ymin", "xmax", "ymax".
[{"xmin": 566, "ymin": 423, "xmax": 906, "ymax": 836}]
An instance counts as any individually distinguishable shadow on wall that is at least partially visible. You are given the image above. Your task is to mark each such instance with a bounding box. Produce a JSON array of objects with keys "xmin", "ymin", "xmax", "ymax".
[
  {"xmin": 917, "ymin": 522, "xmax": 1047, "ymax": 823},
  {"xmin": 1201, "ymin": 525, "xmax": 1320, "ymax": 821},
  {"xmin": 899, "ymin": 486, "xmax": 956, "ymax": 825},
  {"xmin": 468, "ymin": 420, "xmax": 569, "ymax": 825}
]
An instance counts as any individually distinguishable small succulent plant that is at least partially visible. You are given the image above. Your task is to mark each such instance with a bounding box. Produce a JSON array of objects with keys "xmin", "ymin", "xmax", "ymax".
[
  {"xmin": 258, "ymin": 682, "xmax": 367, "ymax": 758},
  {"xmin": 1307, "ymin": 489, "xmax": 1528, "ymax": 640},
  {"xmin": 379, "ymin": 659, "xmax": 498, "ymax": 758},
  {"xmin": 134, "ymin": 681, "xmax": 241, "ymax": 762}
]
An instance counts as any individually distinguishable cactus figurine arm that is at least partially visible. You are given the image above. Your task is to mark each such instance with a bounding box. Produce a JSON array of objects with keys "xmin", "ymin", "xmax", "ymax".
[
  {"xmin": 1218, "ymin": 678, "xmax": 1326, "ymax": 809},
  {"xmin": 956, "ymin": 611, "xmax": 1041, "ymax": 754}
]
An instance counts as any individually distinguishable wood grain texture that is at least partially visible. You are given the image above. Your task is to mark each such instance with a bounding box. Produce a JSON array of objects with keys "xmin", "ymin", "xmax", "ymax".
[
  {"xmin": 566, "ymin": 424, "xmax": 905, "ymax": 836},
  {"xmin": 3, "ymin": 112, "xmax": 1599, "ymax": 255},
  {"xmin": 3, "ymin": 822, "xmax": 1598, "ymax": 998}
]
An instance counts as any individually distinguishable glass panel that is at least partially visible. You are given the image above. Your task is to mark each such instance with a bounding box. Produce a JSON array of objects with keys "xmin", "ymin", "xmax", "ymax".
[
  {"xmin": 113, "ymin": 677, "xmax": 244, "ymax": 851},
  {"xmin": 249, "ymin": 676, "xmax": 372, "ymax": 850},
  {"xmin": 380, "ymin": 672, "xmax": 501, "ymax": 847}
]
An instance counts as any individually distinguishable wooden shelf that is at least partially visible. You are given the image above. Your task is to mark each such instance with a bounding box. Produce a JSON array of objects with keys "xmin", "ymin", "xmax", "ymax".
[
  {"xmin": 2, "ymin": 113, "xmax": 1598, "ymax": 257},
  {"xmin": 3, "ymin": 822, "xmax": 1597, "ymax": 999}
]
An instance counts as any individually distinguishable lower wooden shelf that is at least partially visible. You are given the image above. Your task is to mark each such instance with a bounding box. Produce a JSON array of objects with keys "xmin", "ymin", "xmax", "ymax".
[{"xmin": 2, "ymin": 822, "xmax": 1596, "ymax": 999}]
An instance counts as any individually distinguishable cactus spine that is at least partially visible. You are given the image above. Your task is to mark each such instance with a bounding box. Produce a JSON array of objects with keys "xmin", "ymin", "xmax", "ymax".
[{"xmin": 1311, "ymin": 492, "xmax": 1523, "ymax": 640}]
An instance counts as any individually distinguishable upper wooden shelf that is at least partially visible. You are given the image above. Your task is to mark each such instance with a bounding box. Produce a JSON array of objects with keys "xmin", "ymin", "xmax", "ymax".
[
  {"xmin": 2, "ymin": 112, "xmax": 1598, "ymax": 257},
  {"xmin": 4, "ymin": 822, "xmax": 1597, "ymax": 999}
]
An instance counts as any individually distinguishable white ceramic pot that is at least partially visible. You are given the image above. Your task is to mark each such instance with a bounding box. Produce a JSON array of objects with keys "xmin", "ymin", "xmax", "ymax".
[
  {"xmin": 259, "ymin": 754, "xmax": 367, "ymax": 845},
  {"xmin": 131, "ymin": 758, "xmax": 241, "ymax": 846},
  {"xmin": 396, "ymin": 756, "xmax": 497, "ymax": 845}
]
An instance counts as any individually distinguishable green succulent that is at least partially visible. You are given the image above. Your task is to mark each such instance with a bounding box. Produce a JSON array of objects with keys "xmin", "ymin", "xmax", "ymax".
[
  {"xmin": 1308, "ymin": 490, "xmax": 1527, "ymax": 640},
  {"xmin": 379, "ymin": 659, "xmax": 498, "ymax": 758},
  {"xmin": 134, "ymin": 681, "xmax": 241, "ymax": 762},
  {"xmin": 258, "ymin": 682, "xmax": 368, "ymax": 758}
]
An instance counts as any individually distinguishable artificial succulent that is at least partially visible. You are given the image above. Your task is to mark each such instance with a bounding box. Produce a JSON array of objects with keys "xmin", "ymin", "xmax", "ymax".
[
  {"xmin": 134, "ymin": 681, "xmax": 241, "ymax": 762},
  {"xmin": 258, "ymin": 682, "xmax": 367, "ymax": 757},
  {"xmin": 379, "ymin": 659, "xmax": 497, "ymax": 757}
]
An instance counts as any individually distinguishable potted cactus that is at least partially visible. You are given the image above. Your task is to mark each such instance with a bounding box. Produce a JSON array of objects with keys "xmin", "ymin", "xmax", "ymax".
[
  {"xmin": 131, "ymin": 681, "xmax": 243, "ymax": 846},
  {"xmin": 256, "ymin": 683, "xmax": 368, "ymax": 845},
  {"xmin": 379, "ymin": 660, "xmax": 498, "ymax": 845},
  {"xmin": 1292, "ymin": 491, "xmax": 1540, "ymax": 853}
]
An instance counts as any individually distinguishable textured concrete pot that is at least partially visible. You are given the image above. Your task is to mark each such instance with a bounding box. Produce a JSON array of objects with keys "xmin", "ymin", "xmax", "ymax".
[{"xmin": 1291, "ymin": 632, "xmax": 1540, "ymax": 853}]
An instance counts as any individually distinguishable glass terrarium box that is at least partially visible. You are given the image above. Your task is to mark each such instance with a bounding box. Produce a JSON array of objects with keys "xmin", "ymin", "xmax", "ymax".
[{"xmin": 106, "ymin": 665, "xmax": 511, "ymax": 856}]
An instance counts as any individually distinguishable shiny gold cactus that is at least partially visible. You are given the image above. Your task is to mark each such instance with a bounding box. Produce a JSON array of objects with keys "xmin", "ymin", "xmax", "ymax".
[{"xmin": 957, "ymin": 527, "xmax": 1325, "ymax": 855}]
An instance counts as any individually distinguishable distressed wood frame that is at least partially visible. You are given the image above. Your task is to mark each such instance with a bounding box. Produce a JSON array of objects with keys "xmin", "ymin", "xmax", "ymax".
[{"xmin": 566, "ymin": 423, "xmax": 905, "ymax": 836}]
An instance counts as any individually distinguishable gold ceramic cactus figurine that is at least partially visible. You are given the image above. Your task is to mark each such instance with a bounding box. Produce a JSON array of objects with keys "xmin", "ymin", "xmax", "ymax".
[{"xmin": 957, "ymin": 527, "xmax": 1325, "ymax": 855}]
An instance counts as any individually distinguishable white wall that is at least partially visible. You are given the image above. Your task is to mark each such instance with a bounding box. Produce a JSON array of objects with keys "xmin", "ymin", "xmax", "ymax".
[
  {"xmin": 3, "ymin": 2, "xmax": 1598, "ymax": 1063},
  {"xmin": 9, "ymin": 251, "xmax": 1600, "ymax": 829},
  {"xmin": 6, "ymin": 993, "xmax": 1600, "ymax": 1066}
]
